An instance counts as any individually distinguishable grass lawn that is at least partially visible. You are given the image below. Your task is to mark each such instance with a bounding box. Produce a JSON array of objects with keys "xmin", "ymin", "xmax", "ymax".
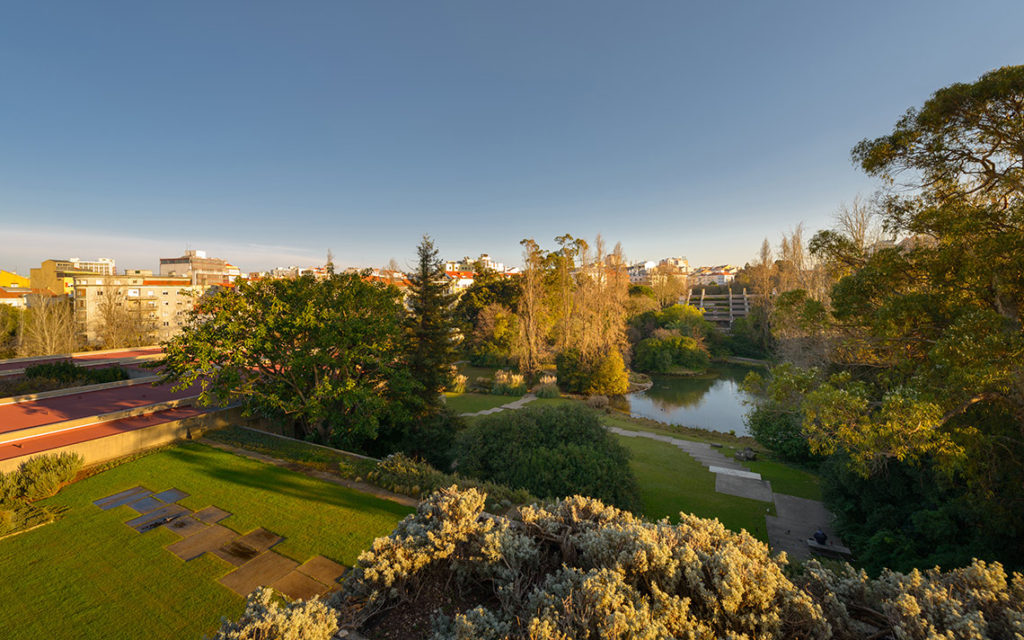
[
  {"xmin": 618, "ymin": 435, "xmax": 773, "ymax": 541},
  {"xmin": 444, "ymin": 392, "xmax": 524, "ymax": 414},
  {"xmin": 0, "ymin": 441, "xmax": 412, "ymax": 640}
]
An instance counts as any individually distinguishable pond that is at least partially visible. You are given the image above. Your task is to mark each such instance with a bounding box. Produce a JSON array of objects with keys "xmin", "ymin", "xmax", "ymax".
[{"xmin": 614, "ymin": 364, "xmax": 759, "ymax": 436}]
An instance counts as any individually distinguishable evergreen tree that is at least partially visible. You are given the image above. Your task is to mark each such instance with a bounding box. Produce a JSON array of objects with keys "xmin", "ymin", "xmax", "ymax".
[{"xmin": 406, "ymin": 235, "xmax": 458, "ymax": 408}]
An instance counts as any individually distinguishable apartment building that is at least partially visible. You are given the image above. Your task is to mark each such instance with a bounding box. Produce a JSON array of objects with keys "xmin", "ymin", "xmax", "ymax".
[
  {"xmin": 30, "ymin": 257, "xmax": 116, "ymax": 295},
  {"xmin": 72, "ymin": 273, "xmax": 200, "ymax": 345},
  {"xmin": 159, "ymin": 249, "xmax": 240, "ymax": 286}
]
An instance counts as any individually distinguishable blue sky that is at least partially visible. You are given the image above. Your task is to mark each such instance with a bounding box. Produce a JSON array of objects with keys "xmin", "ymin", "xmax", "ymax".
[{"xmin": 2, "ymin": 1, "xmax": 1022, "ymax": 273}]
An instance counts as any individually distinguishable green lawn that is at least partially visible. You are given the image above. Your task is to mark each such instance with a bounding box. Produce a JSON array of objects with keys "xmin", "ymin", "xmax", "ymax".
[
  {"xmin": 444, "ymin": 392, "xmax": 523, "ymax": 414},
  {"xmin": 617, "ymin": 435, "xmax": 773, "ymax": 541},
  {"xmin": 0, "ymin": 442, "xmax": 412, "ymax": 640}
]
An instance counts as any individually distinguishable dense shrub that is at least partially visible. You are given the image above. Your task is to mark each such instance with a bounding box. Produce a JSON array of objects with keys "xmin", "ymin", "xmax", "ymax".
[
  {"xmin": 556, "ymin": 349, "xmax": 629, "ymax": 396},
  {"xmin": 11, "ymin": 452, "xmax": 83, "ymax": 501},
  {"xmin": 364, "ymin": 408, "xmax": 463, "ymax": 470},
  {"xmin": 209, "ymin": 587, "xmax": 338, "ymax": 640},
  {"xmin": 745, "ymin": 405, "xmax": 812, "ymax": 461},
  {"xmin": 24, "ymin": 361, "xmax": 129, "ymax": 385},
  {"xmin": 633, "ymin": 334, "xmax": 710, "ymax": 373},
  {"xmin": 212, "ymin": 487, "xmax": 1024, "ymax": 639},
  {"xmin": 585, "ymin": 394, "xmax": 609, "ymax": 409},
  {"xmin": 453, "ymin": 404, "xmax": 641, "ymax": 512},
  {"xmin": 366, "ymin": 453, "xmax": 534, "ymax": 513}
]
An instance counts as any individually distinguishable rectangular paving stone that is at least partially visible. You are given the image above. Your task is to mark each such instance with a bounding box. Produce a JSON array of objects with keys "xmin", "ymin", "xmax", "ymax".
[
  {"xmin": 126, "ymin": 504, "xmax": 190, "ymax": 532},
  {"xmin": 297, "ymin": 555, "xmax": 346, "ymax": 585},
  {"xmin": 153, "ymin": 488, "xmax": 190, "ymax": 503},
  {"xmin": 164, "ymin": 515, "xmax": 207, "ymax": 538},
  {"xmin": 219, "ymin": 551, "xmax": 298, "ymax": 596},
  {"xmin": 96, "ymin": 487, "xmax": 153, "ymax": 510},
  {"xmin": 193, "ymin": 506, "xmax": 231, "ymax": 524},
  {"xmin": 715, "ymin": 474, "xmax": 773, "ymax": 503},
  {"xmin": 127, "ymin": 496, "xmax": 165, "ymax": 514},
  {"xmin": 94, "ymin": 486, "xmax": 150, "ymax": 509},
  {"xmin": 236, "ymin": 528, "xmax": 282, "ymax": 553},
  {"xmin": 271, "ymin": 570, "xmax": 329, "ymax": 601},
  {"xmin": 212, "ymin": 540, "xmax": 263, "ymax": 566},
  {"xmin": 167, "ymin": 524, "xmax": 237, "ymax": 560}
]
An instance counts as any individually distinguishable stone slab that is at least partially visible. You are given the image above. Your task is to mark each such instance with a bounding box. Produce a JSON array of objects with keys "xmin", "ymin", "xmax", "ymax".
[
  {"xmin": 153, "ymin": 488, "xmax": 189, "ymax": 503},
  {"xmin": 94, "ymin": 486, "xmax": 150, "ymax": 509},
  {"xmin": 271, "ymin": 570, "xmax": 329, "ymax": 601},
  {"xmin": 193, "ymin": 506, "xmax": 231, "ymax": 524},
  {"xmin": 126, "ymin": 504, "xmax": 190, "ymax": 531},
  {"xmin": 164, "ymin": 515, "xmax": 207, "ymax": 538},
  {"xmin": 127, "ymin": 496, "xmax": 165, "ymax": 513},
  {"xmin": 708, "ymin": 465, "xmax": 761, "ymax": 480},
  {"xmin": 212, "ymin": 528, "xmax": 283, "ymax": 566},
  {"xmin": 297, "ymin": 555, "xmax": 347, "ymax": 585},
  {"xmin": 167, "ymin": 524, "xmax": 237, "ymax": 560},
  {"xmin": 219, "ymin": 551, "xmax": 299, "ymax": 596},
  {"xmin": 715, "ymin": 474, "xmax": 773, "ymax": 502},
  {"xmin": 236, "ymin": 528, "xmax": 283, "ymax": 552}
]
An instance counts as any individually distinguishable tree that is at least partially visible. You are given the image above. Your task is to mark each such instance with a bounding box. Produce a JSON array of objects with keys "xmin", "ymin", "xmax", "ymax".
[
  {"xmin": 96, "ymin": 284, "xmax": 156, "ymax": 348},
  {"xmin": 17, "ymin": 295, "xmax": 77, "ymax": 356},
  {"xmin": 515, "ymin": 239, "xmax": 548, "ymax": 374},
  {"xmin": 159, "ymin": 273, "xmax": 414, "ymax": 448},
  {"xmin": 405, "ymin": 235, "xmax": 458, "ymax": 410},
  {"xmin": 453, "ymin": 272, "xmax": 521, "ymax": 330},
  {"xmin": 467, "ymin": 303, "xmax": 518, "ymax": 367}
]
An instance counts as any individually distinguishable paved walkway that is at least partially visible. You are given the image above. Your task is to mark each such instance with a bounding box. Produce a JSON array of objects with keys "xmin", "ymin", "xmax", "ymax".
[
  {"xmin": 608, "ymin": 426, "xmax": 843, "ymax": 561},
  {"xmin": 459, "ymin": 393, "xmax": 537, "ymax": 417}
]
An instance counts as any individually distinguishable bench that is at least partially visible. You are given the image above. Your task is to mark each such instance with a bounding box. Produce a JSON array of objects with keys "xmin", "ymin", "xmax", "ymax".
[{"xmin": 807, "ymin": 538, "xmax": 853, "ymax": 559}]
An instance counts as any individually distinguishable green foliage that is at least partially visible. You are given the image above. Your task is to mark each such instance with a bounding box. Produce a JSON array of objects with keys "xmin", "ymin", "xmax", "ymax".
[
  {"xmin": 556, "ymin": 349, "xmax": 629, "ymax": 395},
  {"xmin": 366, "ymin": 453, "xmax": 535, "ymax": 512},
  {"xmin": 741, "ymin": 364, "xmax": 819, "ymax": 462},
  {"xmin": 15, "ymin": 452, "xmax": 83, "ymax": 501},
  {"xmin": 633, "ymin": 334, "xmax": 710, "ymax": 373},
  {"xmin": 366, "ymin": 408, "xmax": 464, "ymax": 471},
  {"xmin": 2, "ymin": 362, "xmax": 131, "ymax": 397},
  {"xmin": 208, "ymin": 587, "xmax": 338, "ymax": 640},
  {"xmin": 467, "ymin": 304, "xmax": 518, "ymax": 367},
  {"xmin": 159, "ymin": 272, "xmax": 415, "ymax": 451},
  {"xmin": 453, "ymin": 404, "xmax": 641, "ymax": 512},
  {"xmin": 454, "ymin": 274, "xmax": 522, "ymax": 331},
  {"xmin": 406, "ymin": 235, "xmax": 459, "ymax": 410}
]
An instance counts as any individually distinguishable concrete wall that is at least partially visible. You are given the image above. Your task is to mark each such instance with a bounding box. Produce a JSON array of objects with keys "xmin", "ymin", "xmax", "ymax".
[{"xmin": 0, "ymin": 406, "xmax": 244, "ymax": 473}]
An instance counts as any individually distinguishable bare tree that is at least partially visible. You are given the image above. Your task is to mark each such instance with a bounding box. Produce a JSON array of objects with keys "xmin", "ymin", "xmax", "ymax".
[
  {"xmin": 17, "ymin": 294, "xmax": 77, "ymax": 356},
  {"xmin": 835, "ymin": 195, "xmax": 885, "ymax": 255},
  {"xmin": 515, "ymin": 239, "xmax": 548, "ymax": 373},
  {"xmin": 96, "ymin": 285, "xmax": 155, "ymax": 349},
  {"xmin": 650, "ymin": 263, "xmax": 687, "ymax": 308}
]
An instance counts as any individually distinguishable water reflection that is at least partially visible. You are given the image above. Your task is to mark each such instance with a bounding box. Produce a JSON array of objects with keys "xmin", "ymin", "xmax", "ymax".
[{"xmin": 617, "ymin": 365, "xmax": 757, "ymax": 435}]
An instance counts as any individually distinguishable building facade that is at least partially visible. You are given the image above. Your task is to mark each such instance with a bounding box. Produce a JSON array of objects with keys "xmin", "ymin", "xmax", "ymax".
[
  {"xmin": 159, "ymin": 249, "xmax": 240, "ymax": 286},
  {"xmin": 30, "ymin": 258, "xmax": 116, "ymax": 295},
  {"xmin": 72, "ymin": 274, "xmax": 200, "ymax": 345}
]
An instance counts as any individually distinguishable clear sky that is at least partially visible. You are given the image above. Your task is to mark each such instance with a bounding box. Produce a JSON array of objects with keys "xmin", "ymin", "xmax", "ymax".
[{"xmin": 2, "ymin": 1, "xmax": 1022, "ymax": 273}]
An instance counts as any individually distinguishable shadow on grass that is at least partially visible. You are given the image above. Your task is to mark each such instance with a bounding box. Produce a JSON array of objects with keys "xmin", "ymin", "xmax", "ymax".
[{"xmin": 160, "ymin": 442, "xmax": 412, "ymax": 520}]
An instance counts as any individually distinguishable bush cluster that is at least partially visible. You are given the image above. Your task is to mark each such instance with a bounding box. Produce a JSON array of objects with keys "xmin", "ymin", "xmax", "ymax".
[
  {"xmin": 365, "ymin": 453, "xmax": 534, "ymax": 513},
  {"xmin": 0, "ymin": 452, "xmax": 83, "ymax": 536},
  {"xmin": 218, "ymin": 486, "xmax": 1024, "ymax": 639},
  {"xmin": 490, "ymin": 370, "xmax": 526, "ymax": 396},
  {"xmin": 533, "ymin": 383, "xmax": 560, "ymax": 399},
  {"xmin": 453, "ymin": 404, "xmax": 641, "ymax": 512},
  {"xmin": 208, "ymin": 587, "xmax": 338, "ymax": 640},
  {"xmin": 0, "ymin": 363, "xmax": 130, "ymax": 398},
  {"xmin": 633, "ymin": 334, "xmax": 711, "ymax": 374},
  {"xmin": 555, "ymin": 349, "xmax": 629, "ymax": 396}
]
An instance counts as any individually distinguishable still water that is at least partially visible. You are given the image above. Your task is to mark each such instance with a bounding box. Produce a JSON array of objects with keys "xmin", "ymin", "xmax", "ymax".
[{"xmin": 614, "ymin": 365, "xmax": 758, "ymax": 436}]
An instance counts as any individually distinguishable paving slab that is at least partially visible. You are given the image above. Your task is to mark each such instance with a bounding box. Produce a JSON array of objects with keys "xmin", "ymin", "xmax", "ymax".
[
  {"xmin": 213, "ymin": 528, "xmax": 283, "ymax": 565},
  {"xmin": 236, "ymin": 528, "xmax": 283, "ymax": 552},
  {"xmin": 153, "ymin": 488, "xmax": 190, "ymax": 503},
  {"xmin": 297, "ymin": 555, "xmax": 347, "ymax": 585},
  {"xmin": 708, "ymin": 465, "xmax": 761, "ymax": 480},
  {"xmin": 126, "ymin": 504, "xmax": 190, "ymax": 531},
  {"xmin": 271, "ymin": 570, "xmax": 330, "ymax": 601},
  {"xmin": 94, "ymin": 486, "xmax": 150, "ymax": 509},
  {"xmin": 164, "ymin": 515, "xmax": 207, "ymax": 538},
  {"xmin": 167, "ymin": 524, "xmax": 237, "ymax": 560},
  {"xmin": 97, "ymin": 487, "xmax": 153, "ymax": 510},
  {"xmin": 193, "ymin": 506, "xmax": 231, "ymax": 524},
  {"xmin": 219, "ymin": 551, "xmax": 299, "ymax": 596},
  {"xmin": 127, "ymin": 496, "xmax": 165, "ymax": 513},
  {"xmin": 766, "ymin": 493, "xmax": 845, "ymax": 562},
  {"xmin": 715, "ymin": 474, "xmax": 773, "ymax": 502}
]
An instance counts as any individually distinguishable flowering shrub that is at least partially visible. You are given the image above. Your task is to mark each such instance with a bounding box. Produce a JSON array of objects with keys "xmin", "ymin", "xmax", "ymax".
[
  {"xmin": 446, "ymin": 374, "xmax": 468, "ymax": 394},
  {"xmin": 208, "ymin": 587, "xmax": 338, "ymax": 640}
]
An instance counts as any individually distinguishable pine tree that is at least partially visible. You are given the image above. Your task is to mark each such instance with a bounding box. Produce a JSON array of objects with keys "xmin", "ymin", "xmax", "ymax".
[{"xmin": 406, "ymin": 235, "xmax": 458, "ymax": 408}]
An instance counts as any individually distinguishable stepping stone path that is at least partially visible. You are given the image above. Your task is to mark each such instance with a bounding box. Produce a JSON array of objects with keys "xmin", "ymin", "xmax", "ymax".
[
  {"xmin": 460, "ymin": 393, "xmax": 537, "ymax": 417},
  {"xmin": 94, "ymin": 486, "xmax": 348, "ymax": 600},
  {"xmin": 606, "ymin": 426, "xmax": 845, "ymax": 561}
]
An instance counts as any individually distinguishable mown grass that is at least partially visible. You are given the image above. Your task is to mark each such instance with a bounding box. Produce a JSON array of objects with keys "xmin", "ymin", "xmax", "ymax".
[
  {"xmin": 444, "ymin": 392, "xmax": 522, "ymax": 414},
  {"xmin": 0, "ymin": 441, "xmax": 411, "ymax": 640},
  {"xmin": 617, "ymin": 435, "xmax": 773, "ymax": 541}
]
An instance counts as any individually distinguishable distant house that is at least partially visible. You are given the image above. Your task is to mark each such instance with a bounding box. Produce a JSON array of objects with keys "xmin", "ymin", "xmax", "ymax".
[{"xmin": 445, "ymin": 270, "xmax": 476, "ymax": 293}]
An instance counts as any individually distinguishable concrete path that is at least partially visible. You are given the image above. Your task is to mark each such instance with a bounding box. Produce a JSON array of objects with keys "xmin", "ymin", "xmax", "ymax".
[
  {"xmin": 607, "ymin": 425, "xmax": 843, "ymax": 560},
  {"xmin": 459, "ymin": 393, "xmax": 537, "ymax": 417}
]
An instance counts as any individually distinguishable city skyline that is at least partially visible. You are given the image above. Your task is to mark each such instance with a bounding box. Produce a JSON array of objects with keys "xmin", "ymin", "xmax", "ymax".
[{"xmin": 3, "ymin": 2, "xmax": 1023, "ymax": 272}]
